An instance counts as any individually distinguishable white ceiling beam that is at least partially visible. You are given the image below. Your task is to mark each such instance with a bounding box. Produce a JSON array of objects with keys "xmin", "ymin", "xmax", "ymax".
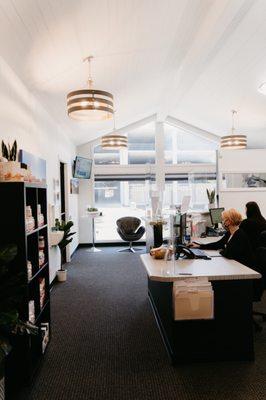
[{"xmin": 165, "ymin": 115, "xmax": 220, "ymax": 144}]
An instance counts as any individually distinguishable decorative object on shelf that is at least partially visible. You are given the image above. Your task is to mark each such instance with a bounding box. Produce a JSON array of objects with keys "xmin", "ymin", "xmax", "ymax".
[
  {"xmin": 39, "ymin": 278, "xmax": 46, "ymax": 309},
  {"xmin": 52, "ymin": 219, "xmax": 76, "ymax": 282},
  {"xmin": 220, "ymin": 110, "xmax": 247, "ymax": 150},
  {"xmin": 25, "ymin": 205, "xmax": 35, "ymax": 233},
  {"xmin": 0, "ymin": 140, "xmax": 22, "ymax": 182},
  {"xmin": 70, "ymin": 178, "xmax": 79, "ymax": 194},
  {"xmin": 206, "ymin": 188, "xmax": 215, "ymax": 209},
  {"xmin": 101, "ymin": 112, "xmax": 127, "ymax": 149},
  {"xmin": 1, "ymin": 140, "xmax": 17, "ymax": 161},
  {"xmin": 37, "ymin": 204, "xmax": 45, "ymax": 227},
  {"xmin": 67, "ymin": 55, "xmax": 114, "ymax": 121},
  {"xmin": 0, "ymin": 146, "xmax": 47, "ymax": 183},
  {"xmin": 27, "ymin": 260, "xmax": 32, "ymax": 281}
]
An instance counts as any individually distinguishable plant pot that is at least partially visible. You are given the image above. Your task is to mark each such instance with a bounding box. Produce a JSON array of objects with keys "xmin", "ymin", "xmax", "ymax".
[
  {"xmin": 49, "ymin": 231, "xmax": 64, "ymax": 246},
  {"xmin": 57, "ymin": 270, "xmax": 67, "ymax": 282},
  {"xmin": 87, "ymin": 211, "xmax": 100, "ymax": 218}
]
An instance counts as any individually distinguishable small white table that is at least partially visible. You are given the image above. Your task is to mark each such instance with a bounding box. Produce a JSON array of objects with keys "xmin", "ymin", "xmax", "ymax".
[{"xmin": 83, "ymin": 212, "xmax": 101, "ymax": 253}]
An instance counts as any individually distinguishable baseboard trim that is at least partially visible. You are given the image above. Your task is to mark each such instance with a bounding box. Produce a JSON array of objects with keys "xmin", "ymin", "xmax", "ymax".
[{"xmin": 78, "ymin": 241, "xmax": 146, "ymax": 248}]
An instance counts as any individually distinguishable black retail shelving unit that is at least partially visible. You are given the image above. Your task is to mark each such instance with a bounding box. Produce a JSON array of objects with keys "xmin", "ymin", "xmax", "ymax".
[{"xmin": 0, "ymin": 182, "xmax": 51, "ymax": 399}]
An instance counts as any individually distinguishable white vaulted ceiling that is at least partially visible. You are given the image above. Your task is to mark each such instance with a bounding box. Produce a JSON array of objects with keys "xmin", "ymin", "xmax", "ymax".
[{"xmin": 1, "ymin": 0, "xmax": 266, "ymax": 147}]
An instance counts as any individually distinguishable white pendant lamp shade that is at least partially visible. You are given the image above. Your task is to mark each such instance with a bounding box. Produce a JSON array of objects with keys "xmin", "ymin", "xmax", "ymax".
[
  {"xmin": 67, "ymin": 56, "xmax": 114, "ymax": 121},
  {"xmin": 101, "ymin": 134, "xmax": 128, "ymax": 149},
  {"xmin": 220, "ymin": 110, "xmax": 247, "ymax": 150}
]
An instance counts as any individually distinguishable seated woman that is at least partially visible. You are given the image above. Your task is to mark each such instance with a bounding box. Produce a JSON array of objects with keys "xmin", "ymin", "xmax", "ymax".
[
  {"xmin": 240, "ymin": 201, "xmax": 266, "ymax": 251},
  {"xmin": 191, "ymin": 208, "xmax": 254, "ymax": 267}
]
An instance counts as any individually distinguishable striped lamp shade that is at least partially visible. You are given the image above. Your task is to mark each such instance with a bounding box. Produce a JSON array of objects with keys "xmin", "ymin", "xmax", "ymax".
[
  {"xmin": 101, "ymin": 134, "xmax": 128, "ymax": 149},
  {"xmin": 67, "ymin": 56, "xmax": 114, "ymax": 121},
  {"xmin": 67, "ymin": 89, "xmax": 114, "ymax": 121},
  {"xmin": 220, "ymin": 134, "xmax": 247, "ymax": 150}
]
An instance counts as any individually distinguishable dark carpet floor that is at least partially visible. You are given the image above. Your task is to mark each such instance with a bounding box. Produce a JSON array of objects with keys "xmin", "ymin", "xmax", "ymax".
[{"xmin": 19, "ymin": 246, "xmax": 266, "ymax": 400}]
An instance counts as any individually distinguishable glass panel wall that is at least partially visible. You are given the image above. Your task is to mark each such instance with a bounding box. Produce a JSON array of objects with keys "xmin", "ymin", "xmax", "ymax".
[
  {"xmin": 164, "ymin": 174, "xmax": 216, "ymax": 211},
  {"xmin": 164, "ymin": 124, "xmax": 216, "ymax": 164},
  {"xmin": 93, "ymin": 122, "xmax": 155, "ymax": 165},
  {"xmin": 94, "ymin": 180, "xmax": 148, "ymax": 242}
]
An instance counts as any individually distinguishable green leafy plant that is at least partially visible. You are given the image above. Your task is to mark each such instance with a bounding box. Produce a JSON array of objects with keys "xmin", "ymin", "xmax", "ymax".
[
  {"xmin": 206, "ymin": 188, "xmax": 215, "ymax": 204},
  {"xmin": 1, "ymin": 140, "xmax": 17, "ymax": 161},
  {"xmin": 0, "ymin": 244, "xmax": 38, "ymax": 365},
  {"xmin": 87, "ymin": 207, "xmax": 98, "ymax": 212},
  {"xmin": 53, "ymin": 219, "xmax": 76, "ymax": 271}
]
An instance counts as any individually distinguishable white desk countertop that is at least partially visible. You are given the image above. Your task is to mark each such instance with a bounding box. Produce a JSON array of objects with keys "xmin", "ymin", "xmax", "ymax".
[{"xmin": 140, "ymin": 253, "xmax": 261, "ymax": 282}]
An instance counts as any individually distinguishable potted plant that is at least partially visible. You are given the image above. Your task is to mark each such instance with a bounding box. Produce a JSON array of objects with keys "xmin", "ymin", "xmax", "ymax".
[
  {"xmin": 87, "ymin": 207, "xmax": 100, "ymax": 217},
  {"xmin": 206, "ymin": 188, "xmax": 216, "ymax": 209},
  {"xmin": 0, "ymin": 140, "xmax": 24, "ymax": 182},
  {"xmin": 53, "ymin": 219, "xmax": 76, "ymax": 282},
  {"xmin": 0, "ymin": 244, "xmax": 38, "ymax": 398}
]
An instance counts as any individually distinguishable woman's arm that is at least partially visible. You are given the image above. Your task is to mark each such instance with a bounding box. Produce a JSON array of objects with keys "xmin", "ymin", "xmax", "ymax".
[{"xmin": 198, "ymin": 233, "xmax": 229, "ymax": 250}]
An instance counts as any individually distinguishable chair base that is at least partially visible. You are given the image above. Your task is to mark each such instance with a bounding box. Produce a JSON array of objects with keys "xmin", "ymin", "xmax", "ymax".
[{"xmin": 118, "ymin": 242, "xmax": 142, "ymax": 253}]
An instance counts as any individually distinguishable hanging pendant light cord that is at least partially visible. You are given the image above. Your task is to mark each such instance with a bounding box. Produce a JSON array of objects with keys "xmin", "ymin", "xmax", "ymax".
[
  {"xmin": 231, "ymin": 109, "xmax": 237, "ymax": 136},
  {"xmin": 83, "ymin": 55, "xmax": 94, "ymax": 89}
]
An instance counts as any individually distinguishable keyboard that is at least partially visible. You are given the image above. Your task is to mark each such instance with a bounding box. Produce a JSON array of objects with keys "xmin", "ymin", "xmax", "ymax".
[{"xmin": 190, "ymin": 248, "xmax": 209, "ymax": 258}]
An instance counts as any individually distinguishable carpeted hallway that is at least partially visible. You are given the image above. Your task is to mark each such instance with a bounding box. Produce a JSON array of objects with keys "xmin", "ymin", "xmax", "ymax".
[{"xmin": 19, "ymin": 247, "xmax": 266, "ymax": 400}]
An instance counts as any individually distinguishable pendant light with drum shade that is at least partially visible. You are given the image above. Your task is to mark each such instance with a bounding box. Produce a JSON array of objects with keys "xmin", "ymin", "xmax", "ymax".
[
  {"xmin": 67, "ymin": 56, "xmax": 114, "ymax": 121},
  {"xmin": 101, "ymin": 112, "xmax": 128, "ymax": 150},
  {"xmin": 220, "ymin": 110, "xmax": 247, "ymax": 149}
]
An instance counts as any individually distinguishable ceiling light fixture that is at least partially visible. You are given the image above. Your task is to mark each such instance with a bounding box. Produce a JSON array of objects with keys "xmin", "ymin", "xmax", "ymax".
[
  {"xmin": 67, "ymin": 56, "xmax": 114, "ymax": 121},
  {"xmin": 101, "ymin": 113, "xmax": 128, "ymax": 149},
  {"xmin": 220, "ymin": 110, "xmax": 247, "ymax": 150}
]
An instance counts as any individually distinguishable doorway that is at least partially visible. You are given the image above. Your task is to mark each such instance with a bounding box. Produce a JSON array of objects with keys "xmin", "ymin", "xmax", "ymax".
[{"xmin": 60, "ymin": 161, "xmax": 67, "ymax": 263}]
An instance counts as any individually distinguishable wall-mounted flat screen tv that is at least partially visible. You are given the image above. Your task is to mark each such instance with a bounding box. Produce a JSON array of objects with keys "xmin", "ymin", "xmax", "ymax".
[{"xmin": 73, "ymin": 156, "xmax": 92, "ymax": 179}]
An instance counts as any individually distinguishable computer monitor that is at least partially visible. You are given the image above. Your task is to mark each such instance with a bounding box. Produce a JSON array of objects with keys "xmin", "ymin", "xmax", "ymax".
[
  {"xmin": 180, "ymin": 213, "xmax": 187, "ymax": 244},
  {"xmin": 173, "ymin": 212, "xmax": 186, "ymax": 245},
  {"xmin": 210, "ymin": 207, "xmax": 224, "ymax": 227}
]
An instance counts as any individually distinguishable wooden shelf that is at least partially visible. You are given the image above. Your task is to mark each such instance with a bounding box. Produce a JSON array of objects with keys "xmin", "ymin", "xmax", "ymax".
[
  {"xmin": 26, "ymin": 224, "xmax": 48, "ymax": 237},
  {"xmin": 35, "ymin": 299, "xmax": 50, "ymax": 323},
  {"xmin": 29, "ymin": 262, "xmax": 48, "ymax": 283},
  {"xmin": 0, "ymin": 182, "xmax": 51, "ymax": 397}
]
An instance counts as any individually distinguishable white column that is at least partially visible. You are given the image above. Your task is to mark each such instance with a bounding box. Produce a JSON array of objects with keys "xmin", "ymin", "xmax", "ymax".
[
  {"xmin": 76, "ymin": 142, "xmax": 94, "ymax": 244},
  {"xmin": 155, "ymin": 121, "xmax": 165, "ymax": 192}
]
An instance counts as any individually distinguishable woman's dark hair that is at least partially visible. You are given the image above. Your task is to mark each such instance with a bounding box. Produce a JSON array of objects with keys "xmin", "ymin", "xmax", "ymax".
[{"xmin": 246, "ymin": 201, "xmax": 266, "ymax": 222}]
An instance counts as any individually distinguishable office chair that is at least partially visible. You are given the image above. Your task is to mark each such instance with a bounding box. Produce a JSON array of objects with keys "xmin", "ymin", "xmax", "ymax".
[
  {"xmin": 253, "ymin": 231, "xmax": 266, "ymax": 331},
  {"xmin": 116, "ymin": 217, "xmax": 145, "ymax": 253}
]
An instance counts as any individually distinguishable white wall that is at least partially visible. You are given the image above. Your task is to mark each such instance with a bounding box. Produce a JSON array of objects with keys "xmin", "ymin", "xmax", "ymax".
[
  {"xmin": 0, "ymin": 56, "xmax": 79, "ymax": 282},
  {"xmin": 218, "ymin": 149, "xmax": 266, "ymax": 217}
]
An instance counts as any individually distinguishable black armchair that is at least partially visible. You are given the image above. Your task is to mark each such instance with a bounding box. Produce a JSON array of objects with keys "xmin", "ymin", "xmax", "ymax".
[
  {"xmin": 116, "ymin": 217, "xmax": 145, "ymax": 253},
  {"xmin": 253, "ymin": 231, "xmax": 266, "ymax": 331}
]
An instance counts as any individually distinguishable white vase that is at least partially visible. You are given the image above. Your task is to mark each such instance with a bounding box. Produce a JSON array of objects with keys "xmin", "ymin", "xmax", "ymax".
[
  {"xmin": 208, "ymin": 203, "xmax": 215, "ymax": 209},
  {"xmin": 57, "ymin": 270, "xmax": 67, "ymax": 282}
]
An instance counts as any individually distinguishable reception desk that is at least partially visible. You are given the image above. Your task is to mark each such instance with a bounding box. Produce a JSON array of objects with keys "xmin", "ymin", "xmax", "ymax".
[{"xmin": 140, "ymin": 253, "xmax": 261, "ymax": 363}]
